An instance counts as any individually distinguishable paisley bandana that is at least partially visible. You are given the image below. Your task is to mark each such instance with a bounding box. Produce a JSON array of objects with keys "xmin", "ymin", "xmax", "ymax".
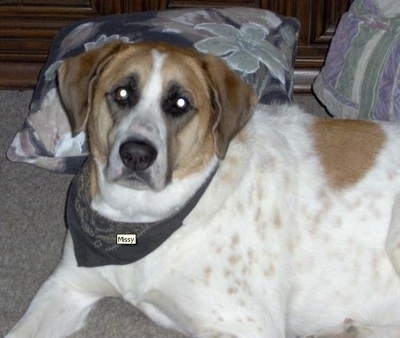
[{"xmin": 66, "ymin": 159, "xmax": 217, "ymax": 267}]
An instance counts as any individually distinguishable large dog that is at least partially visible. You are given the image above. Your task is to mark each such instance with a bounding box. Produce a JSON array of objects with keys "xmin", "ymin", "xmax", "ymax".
[{"xmin": 7, "ymin": 41, "xmax": 400, "ymax": 337}]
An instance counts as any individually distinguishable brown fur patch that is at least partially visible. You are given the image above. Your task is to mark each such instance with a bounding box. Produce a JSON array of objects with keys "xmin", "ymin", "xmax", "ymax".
[{"xmin": 311, "ymin": 119, "xmax": 386, "ymax": 189}]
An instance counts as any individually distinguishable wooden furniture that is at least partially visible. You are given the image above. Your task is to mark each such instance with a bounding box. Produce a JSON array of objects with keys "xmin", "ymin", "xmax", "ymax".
[{"xmin": 0, "ymin": 0, "xmax": 352, "ymax": 92}]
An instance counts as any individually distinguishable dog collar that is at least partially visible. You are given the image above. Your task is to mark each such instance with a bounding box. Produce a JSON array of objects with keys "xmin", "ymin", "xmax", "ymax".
[{"xmin": 66, "ymin": 159, "xmax": 218, "ymax": 267}]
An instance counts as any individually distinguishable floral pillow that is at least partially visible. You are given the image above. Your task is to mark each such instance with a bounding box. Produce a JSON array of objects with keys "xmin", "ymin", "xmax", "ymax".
[{"xmin": 7, "ymin": 8, "xmax": 299, "ymax": 173}]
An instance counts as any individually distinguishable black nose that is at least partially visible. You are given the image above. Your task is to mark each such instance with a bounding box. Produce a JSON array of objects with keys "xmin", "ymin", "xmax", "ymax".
[{"xmin": 119, "ymin": 140, "xmax": 157, "ymax": 171}]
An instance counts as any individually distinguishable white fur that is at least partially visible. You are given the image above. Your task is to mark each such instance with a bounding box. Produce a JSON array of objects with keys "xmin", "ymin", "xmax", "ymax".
[
  {"xmin": 7, "ymin": 104, "xmax": 400, "ymax": 336},
  {"xmin": 104, "ymin": 50, "xmax": 170, "ymax": 200}
]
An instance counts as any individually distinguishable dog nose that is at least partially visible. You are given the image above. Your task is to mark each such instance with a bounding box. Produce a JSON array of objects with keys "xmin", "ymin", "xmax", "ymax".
[{"xmin": 119, "ymin": 140, "xmax": 157, "ymax": 171}]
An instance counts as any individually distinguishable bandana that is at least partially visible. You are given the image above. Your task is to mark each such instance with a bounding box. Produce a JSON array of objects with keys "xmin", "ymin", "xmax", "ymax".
[{"xmin": 66, "ymin": 159, "xmax": 217, "ymax": 267}]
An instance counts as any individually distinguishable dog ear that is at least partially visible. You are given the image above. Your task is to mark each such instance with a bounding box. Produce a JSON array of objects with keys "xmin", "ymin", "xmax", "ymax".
[
  {"xmin": 58, "ymin": 41, "xmax": 127, "ymax": 135},
  {"xmin": 202, "ymin": 54, "xmax": 257, "ymax": 159}
]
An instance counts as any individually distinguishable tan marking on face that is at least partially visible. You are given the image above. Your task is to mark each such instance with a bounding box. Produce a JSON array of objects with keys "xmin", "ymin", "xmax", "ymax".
[
  {"xmin": 311, "ymin": 119, "xmax": 386, "ymax": 189},
  {"xmin": 169, "ymin": 110, "xmax": 215, "ymax": 180},
  {"xmin": 160, "ymin": 48, "xmax": 216, "ymax": 179},
  {"xmin": 89, "ymin": 46, "xmax": 156, "ymax": 163},
  {"xmin": 86, "ymin": 97, "xmax": 113, "ymax": 163}
]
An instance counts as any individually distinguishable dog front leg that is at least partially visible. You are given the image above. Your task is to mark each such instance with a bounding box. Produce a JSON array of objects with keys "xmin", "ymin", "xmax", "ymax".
[
  {"xmin": 6, "ymin": 233, "xmax": 116, "ymax": 338},
  {"xmin": 6, "ymin": 273, "xmax": 100, "ymax": 338}
]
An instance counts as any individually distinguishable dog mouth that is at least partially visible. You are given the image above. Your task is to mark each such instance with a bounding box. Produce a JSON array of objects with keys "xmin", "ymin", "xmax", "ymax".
[{"xmin": 113, "ymin": 170, "xmax": 154, "ymax": 190}]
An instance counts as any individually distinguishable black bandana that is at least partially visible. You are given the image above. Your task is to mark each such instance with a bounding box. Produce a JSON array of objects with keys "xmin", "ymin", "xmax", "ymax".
[{"xmin": 66, "ymin": 159, "xmax": 217, "ymax": 267}]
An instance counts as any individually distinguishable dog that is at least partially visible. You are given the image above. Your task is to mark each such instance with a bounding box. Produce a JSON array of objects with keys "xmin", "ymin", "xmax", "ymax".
[{"xmin": 7, "ymin": 40, "xmax": 400, "ymax": 338}]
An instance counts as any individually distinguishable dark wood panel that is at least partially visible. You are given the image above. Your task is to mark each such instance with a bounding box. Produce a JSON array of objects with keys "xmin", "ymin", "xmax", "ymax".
[
  {"xmin": 94, "ymin": 0, "xmax": 165, "ymax": 13},
  {"xmin": 0, "ymin": 62, "xmax": 41, "ymax": 89},
  {"xmin": 165, "ymin": 0, "xmax": 260, "ymax": 8},
  {"xmin": 0, "ymin": 0, "xmax": 171, "ymax": 89},
  {"xmin": 311, "ymin": 0, "xmax": 352, "ymax": 44},
  {"xmin": 0, "ymin": 0, "xmax": 90, "ymax": 5},
  {"xmin": 260, "ymin": 0, "xmax": 297, "ymax": 17},
  {"xmin": 0, "ymin": 0, "xmax": 99, "ymax": 68},
  {"xmin": 0, "ymin": 0, "xmax": 351, "ymax": 92}
]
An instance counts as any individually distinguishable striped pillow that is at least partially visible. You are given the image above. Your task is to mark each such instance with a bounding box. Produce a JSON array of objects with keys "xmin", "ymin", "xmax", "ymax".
[{"xmin": 313, "ymin": 0, "xmax": 400, "ymax": 121}]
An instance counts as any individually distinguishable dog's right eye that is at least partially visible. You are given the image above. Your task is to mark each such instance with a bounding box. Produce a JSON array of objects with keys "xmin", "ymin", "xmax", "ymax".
[
  {"xmin": 115, "ymin": 87, "xmax": 129, "ymax": 101},
  {"xmin": 112, "ymin": 86, "xmax": 131, "ymax": 107},
  {"xmin": 109, "ymin": 75, "xmax": 140, "ymax": 109}
]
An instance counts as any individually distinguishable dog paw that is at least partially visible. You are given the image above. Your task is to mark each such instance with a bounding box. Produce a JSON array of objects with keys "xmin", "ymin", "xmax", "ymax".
[{"xmin": 303, "ymin": 318, "xmax": 359, "ymax": 338}]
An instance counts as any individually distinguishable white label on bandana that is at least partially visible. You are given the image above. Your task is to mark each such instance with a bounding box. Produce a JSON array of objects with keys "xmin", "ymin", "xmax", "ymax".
[{"xmin": 116, "ymin": 234, "xmax": 137, "ymax": 245}]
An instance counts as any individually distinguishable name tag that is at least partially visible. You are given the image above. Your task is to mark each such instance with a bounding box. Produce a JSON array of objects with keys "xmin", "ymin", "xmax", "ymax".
[{"xmin": 116, "ymin": 234, "xmax": 137, "ymax": 245}]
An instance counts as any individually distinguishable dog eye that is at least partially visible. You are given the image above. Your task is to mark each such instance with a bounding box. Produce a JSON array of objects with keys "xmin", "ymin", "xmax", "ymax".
[
  {"xmin": 163, "ymin": 83, "xmax": 194, "ymax": 118},
  {"xmin": 110, "ymin": 85, "xmax": 137, "ymax": 109},
  {"xmin": 116, "ymin": 87, "xmax": 129, "ymax": 101},
  {"xmin": 175, "ymin": 97, "xmax": 190, "ymax": 111},
  {"xmin": 109, "ymin": 75, "xmax": 140, "ymax": 109},
  {"xmin": 163, "ymin": 94, "xmax": 193, "ymax": 118},
  {"xmin": 113, "ymin": 87, "xmax": 131, "ymax": 105},
  {"xmin": 168, "ymin": 96, "xmax": 192, "ymax": 117}
]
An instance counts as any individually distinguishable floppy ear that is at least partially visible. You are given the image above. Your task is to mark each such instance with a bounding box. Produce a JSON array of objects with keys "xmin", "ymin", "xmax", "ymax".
[
  {"xmin": 202, "ymin": 55, "xmax": 257, "ymax": 159},
  {"xmin": 58, "ymin": 41, "xmax": 128, "ymax": 135}
]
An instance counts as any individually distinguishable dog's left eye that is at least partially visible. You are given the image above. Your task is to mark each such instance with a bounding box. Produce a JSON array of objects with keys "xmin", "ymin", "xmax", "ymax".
[
  {"xmin": 174, "ymin": 97, "xmax": 190, "ymax": 111},
  {"xmin": 165, "ymin": 95, "xmax": 192, "ymax": 118},
  {"xmin": 163, "ymin": 84, "xmax": 194, "ymax": 118}
]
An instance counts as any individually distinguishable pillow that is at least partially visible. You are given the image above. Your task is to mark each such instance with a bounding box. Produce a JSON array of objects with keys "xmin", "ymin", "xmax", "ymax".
[
  {"xmin": 7, "ymin": 7, "xmax": 299, "ymax": 173},
  {"xmin": 313, "ymin": 0, "xmax": 400, "ymax": 121}
]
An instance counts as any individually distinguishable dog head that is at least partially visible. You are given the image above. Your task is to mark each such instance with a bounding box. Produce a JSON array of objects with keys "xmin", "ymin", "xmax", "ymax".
[{"xmin": 58, "ymin": 41, "xmax": 256, "ymax": 192}]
